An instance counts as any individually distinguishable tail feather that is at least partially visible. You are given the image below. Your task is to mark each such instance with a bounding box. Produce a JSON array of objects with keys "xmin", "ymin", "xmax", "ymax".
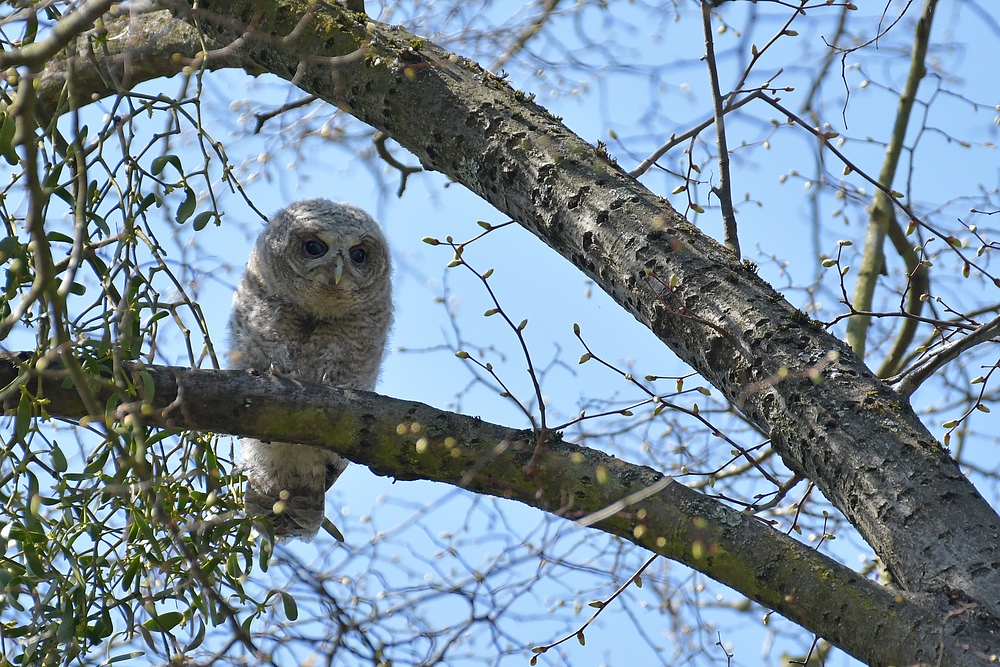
[{"xmin": 240, "ymin": 438, "xmax": 347, "ymax": 540}]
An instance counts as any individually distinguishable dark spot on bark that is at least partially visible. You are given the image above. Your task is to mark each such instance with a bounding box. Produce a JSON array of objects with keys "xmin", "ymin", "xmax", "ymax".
[
  {"xmin": 597, "ymin": 211, "xmax": 609, "ymax": 225},
  {"xmin": 568, "ymin": 187, "xmax": 590, "ymax": 209}
]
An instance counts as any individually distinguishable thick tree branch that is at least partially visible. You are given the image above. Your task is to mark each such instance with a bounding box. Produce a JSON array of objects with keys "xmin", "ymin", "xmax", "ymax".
[
  {"xmin": 0, "ymin": 353, "xmax": 994, "ymax": 667},
  {"xmin": 29, "ymin": 8, "xmax": 241, "ymax": 118}
]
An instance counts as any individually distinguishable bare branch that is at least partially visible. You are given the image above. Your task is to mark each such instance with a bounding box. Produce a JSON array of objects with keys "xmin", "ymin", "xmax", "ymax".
[
  {"xmin": 845, "ymin": 0, "xmax": 938, "ymax": 357},
  {"xmin": 893, "ymin": 312, "xmax": 1000, "ymax": 398},
  {"xmin": 0, "ymin": 0, "xmax": 115, "ymax": 69},
  {"xmin": 700, "ymin": 1, "xmax": 740, "ymax": 258}
]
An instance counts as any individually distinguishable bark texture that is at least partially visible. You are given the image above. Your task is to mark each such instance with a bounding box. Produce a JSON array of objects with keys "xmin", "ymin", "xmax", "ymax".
[{"xmin": 0, "ymin": 354, "xmax": 995, "ymax": 667}]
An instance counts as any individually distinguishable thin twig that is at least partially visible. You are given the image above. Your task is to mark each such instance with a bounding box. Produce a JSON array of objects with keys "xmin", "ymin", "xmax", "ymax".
[
  {"xmin": 490, "ymin": 0, "xmax": 561, "ymax": 72},
  {"xmin": 629, "ymin": 88, "xmax": 759, "ymax": 179},
  {"xmin": 701, "ymin": 1, "xmax": 740, "ymax": 257},
  {"xmin": 253, "ymin": 94, "xmax": 318, "ymax": 134},
  {"xmin": 373, "ymin": 131, "xmax": 422, "ymax": 197},
  {"xmin": 529, "ymin": 553, "xmax": 659, "ymax": 661},
  {"xmin": 893, "ymin": 312, "xmax": 1000, "ymax": 398}
]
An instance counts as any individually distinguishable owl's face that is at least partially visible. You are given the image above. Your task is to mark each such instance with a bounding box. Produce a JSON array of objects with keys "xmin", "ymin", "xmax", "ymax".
[{"xmin": 254, "ymin": 199, "xmax": 391, "ymax": 316}]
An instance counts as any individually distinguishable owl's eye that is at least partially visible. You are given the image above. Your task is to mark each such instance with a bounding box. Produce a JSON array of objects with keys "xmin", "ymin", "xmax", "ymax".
[
  {"xmin": 349, "ymin": 246, "xmax": 367, "ymax": 264},
  {"xmin": 303, "ymin": 239, "xmax": 328, "ymax": 257}
]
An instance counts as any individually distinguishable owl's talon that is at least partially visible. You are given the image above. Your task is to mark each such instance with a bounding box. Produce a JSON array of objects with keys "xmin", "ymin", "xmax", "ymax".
[{"xmin": 267, "ymin": 363, "xmax": 300, "ymax": 380}]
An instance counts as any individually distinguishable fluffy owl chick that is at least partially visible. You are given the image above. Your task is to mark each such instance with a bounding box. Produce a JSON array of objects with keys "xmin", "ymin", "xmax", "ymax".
[{"xmin": 228, "ymin": 198, "xmax": 393, "ymax": 540}]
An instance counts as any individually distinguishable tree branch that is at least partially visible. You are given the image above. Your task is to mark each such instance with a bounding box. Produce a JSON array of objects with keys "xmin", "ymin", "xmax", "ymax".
[
  {"xmin": 845, "ymin": 0, "xmax": 938, "ymax": 357},
  {"xmin": 0, "ymin": 353, "xmax": 993, "ymax": 667},
  {"xmin": 0, "ymin": 0, "xmax": 116, "ymax": 69},
  {"xmin": 700, "ymin": 1, "xmax": 740, "ymax": 258}
]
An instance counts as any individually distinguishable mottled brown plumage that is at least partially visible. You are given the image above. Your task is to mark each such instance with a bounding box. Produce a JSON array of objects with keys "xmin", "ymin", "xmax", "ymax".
[{"xmin": 229, "ymin": 199, "xmax": 392, "ymax": 540}]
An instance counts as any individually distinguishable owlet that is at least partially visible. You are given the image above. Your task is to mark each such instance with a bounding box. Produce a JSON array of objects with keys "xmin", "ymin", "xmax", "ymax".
[{"xmin": 228, "ymin": 198, "xmax": 393, "ymax": 540}]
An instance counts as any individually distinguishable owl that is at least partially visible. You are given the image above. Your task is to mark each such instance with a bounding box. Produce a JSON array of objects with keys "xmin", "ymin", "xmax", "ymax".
[{"xmin": 228, "ymin": 198, "xmax": 393, "ymax": 540}]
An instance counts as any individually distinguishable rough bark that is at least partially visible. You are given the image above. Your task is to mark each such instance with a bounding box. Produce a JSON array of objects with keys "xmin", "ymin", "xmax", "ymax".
[
  {"xmin": 1, "ymin": 353, "xmax": 996, "ymax": 667},
  {"xmin": 7, "ymin": 3, "xmax": 1000, "ymax": 665}
]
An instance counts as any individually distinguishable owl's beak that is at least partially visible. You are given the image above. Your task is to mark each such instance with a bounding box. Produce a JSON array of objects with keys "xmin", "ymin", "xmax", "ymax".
[{"xmin": 332, "ymin": 255, "xmax": 344, "ymax": 285}]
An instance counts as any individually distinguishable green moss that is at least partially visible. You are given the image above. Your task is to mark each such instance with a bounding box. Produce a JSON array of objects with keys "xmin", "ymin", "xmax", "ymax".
[
  {"xmin": 594, "ymin": 140, "xmax": 619, "ymax": 166},
  {"xmin": 408, "ymin": 37, "xmax": 424, "ymax": 50}
]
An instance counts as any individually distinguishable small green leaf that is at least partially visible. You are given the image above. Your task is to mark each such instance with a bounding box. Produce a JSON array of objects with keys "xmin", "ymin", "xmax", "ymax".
[
  {"xmin": 192, "ymin": 211, "xmax": 215, "ymax": 231},
  {"xmin": 50, "ymin": 444, "xmax": 68, "ymax": 473},
  {"xmin": 175, "ymin": 188, "xmax": 196, "ymax": 224},
  {"xmin": 268, "ymin": 589, "xmax": 299, "ymax": 621},
  {"xmin": 98, "ymin": 651, "xmax": 145, "ymax": 665},
  {"xmin": 143, "ymin": 611, "xmax": 183, "ymax": 632},
  {"xmin": 15, "ymin": 391, "xmax": 32, "ymax": 443},
  {"xmin": 0, "ymin": 112, "xmax": 18, "ymax": 165},
  {"xmin": 46, "ymin": 231, "xmax": 73, "ymax": 243},
  {"xmin": 151, "ymin": 154, "xmax": 182, "ymax": 176}
]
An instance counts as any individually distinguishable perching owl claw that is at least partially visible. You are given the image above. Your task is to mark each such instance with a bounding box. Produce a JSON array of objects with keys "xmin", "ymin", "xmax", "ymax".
[{"xmin": 228, "ymin": 198, "xmax": 393, "ymax": 541}]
